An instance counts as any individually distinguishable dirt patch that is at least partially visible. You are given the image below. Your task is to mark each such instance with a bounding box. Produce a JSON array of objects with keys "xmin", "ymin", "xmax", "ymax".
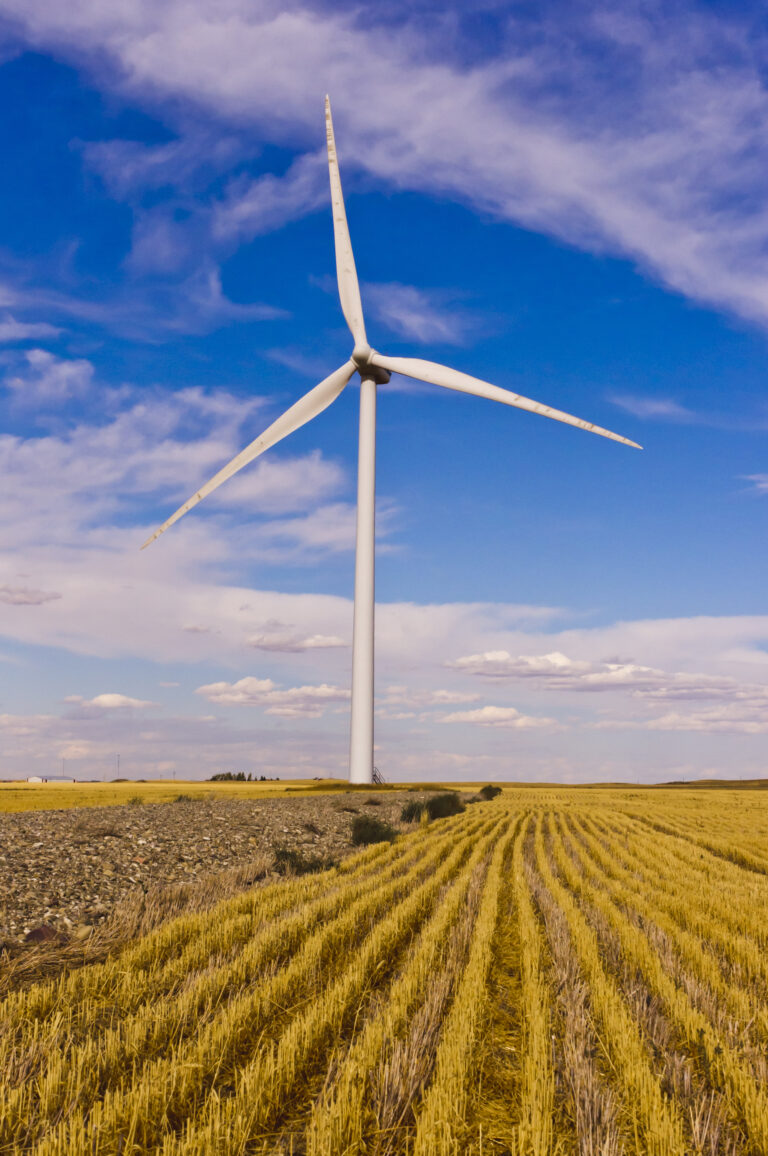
[{"xmin": 0, "ymin": 789, "xmax": 463, "ymax": 949}]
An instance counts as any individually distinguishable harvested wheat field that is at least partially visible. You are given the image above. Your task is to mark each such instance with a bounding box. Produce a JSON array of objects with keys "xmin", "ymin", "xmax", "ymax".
[{"xmin": 3, "ymin": 786, "xmax": 768, "ymax": 1154}]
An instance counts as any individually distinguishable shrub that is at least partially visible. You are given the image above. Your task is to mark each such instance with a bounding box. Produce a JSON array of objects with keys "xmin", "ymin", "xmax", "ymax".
[
  {"xmin": 303, "ymin": 820, "xmax": 321, "ymax": 835},
  {"xmin": 479, "ymin": 784, "xmax": 502, "ymax": 800},
  {"xmin": 400, "ymin": 800, "xmax": 425, "ymax": 823},
  {"xmin": 425, "ymin": 792, "xmax": 464, "ymax": 820},
  {"xmin": 350, "ymin": 815, "xmax": 397, "ymax": 846},
  {"xmin": 364, "ymin": 797, "xmax": 382, "ymax": 806},
  {"xmin": 273, "ymin": 847, "xmax": 336, "ymax": 876},
  {"xmin": 173, "ymin": 794, "xmax": 194, "ymax": 803},
  {"xmin": 127, "ymin": 795, "xmax": 144, "ymax": 806}
]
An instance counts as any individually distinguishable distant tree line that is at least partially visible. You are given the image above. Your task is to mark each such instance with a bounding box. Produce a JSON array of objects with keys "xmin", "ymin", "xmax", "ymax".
[{"xmin": 207, "ymin": 772, "xmax": 280, "ymax": 782}]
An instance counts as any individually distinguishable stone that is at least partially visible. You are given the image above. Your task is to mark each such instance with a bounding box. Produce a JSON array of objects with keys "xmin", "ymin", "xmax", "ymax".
[{"xmin": 24, "ymin": 923, "xmax": 65, "ymax": 944}]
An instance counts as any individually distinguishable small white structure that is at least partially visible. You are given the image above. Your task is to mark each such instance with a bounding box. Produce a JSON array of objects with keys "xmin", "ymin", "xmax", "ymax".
[
  {"xmin": 27, "ymin": 775, "xmax": 75, "ymax": 783},
  {"xmin": 142, "ymin": 97, "xmax": 641, "ymax": 785}
]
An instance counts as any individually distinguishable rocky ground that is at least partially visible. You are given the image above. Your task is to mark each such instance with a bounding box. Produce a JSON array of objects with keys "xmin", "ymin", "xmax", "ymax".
[{"xmin": 0, "ymin": 789, "xmax": 450, "ymax": 948}]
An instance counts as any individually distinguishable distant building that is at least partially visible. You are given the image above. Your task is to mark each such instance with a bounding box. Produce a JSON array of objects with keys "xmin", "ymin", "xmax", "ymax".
[{"xmin": 27, "ymin": 775, "xmax": 75, "ymax": 783}]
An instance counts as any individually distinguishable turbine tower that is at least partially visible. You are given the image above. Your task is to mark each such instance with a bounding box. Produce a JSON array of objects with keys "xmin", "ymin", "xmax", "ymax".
[{"xmin": 142, "ymin": 96, "xmax": 641, "ymax": 785}]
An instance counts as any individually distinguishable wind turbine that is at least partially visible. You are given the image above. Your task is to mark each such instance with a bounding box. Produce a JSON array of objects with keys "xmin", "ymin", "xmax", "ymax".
[{"xmin": 142, "ymin": 96, "xmax": 641, "ymax": 785}]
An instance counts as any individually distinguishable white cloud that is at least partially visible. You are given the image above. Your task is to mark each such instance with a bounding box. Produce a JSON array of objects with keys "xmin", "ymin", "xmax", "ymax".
[
  {"xmin": 64, "ymin": 693, "xmax": 155, "ymax": 709},
  {"xmin": 381, "ymin": 685, "xmax": 480, "ymax": 708},
  {"xmin": 1, "ymin": 260, "xmax": 283, "ymax": 341},
  {"xmin": 209, "ymin": 450, "xmax": 346, "ymax": 515},
  {"xmin": 363, "ymin": 284, "xmax": 475, "ymax": 345},
  {"xmin": 196, "ymin": 675, "xmax": 350, "ymax": 718},
  {"xmin": 84, "ymin": 132, "xmax": 244, "ymax": 200},
  {"xmin": 742, "ymin": 474, "xmax": 768, "ymax": 495},
  {"xmin": 0, "ymin": 315, "xmax": 62, "ymax": 343},
  {"xmin": 248, "ymin": 629, "xmax": 347, "ymax": 652},
  {"xmin": 5, "ymin": 349, "xmax": 94, "ymax": 404},
  {"xmin": 440, "ymin": 704, "xmax": 559, "ymax": 728},
  {"xmin": 7, "ymin": 2, "xmax": 768, "ymax": 329},
  {"xmin": 608, "ymin": 394, "xmax": 696, "ymax": 422},
  {"xmin": 645, "ymin": 705, "xmax": 768, "ymax": 734},
  {"xmin": 212, "ymin": 151, "xmax": 328, "ymax": 242},
  {"xmin": 0, "ymin": 584, "xmax": 61, "ymax": 606},
  {"xmin": 448, "ymin": 647, "xmax": 768, "ymax": 704},
  {"xmin": 595, "ymin": 703, "xmax": 768, "ymax": 735}
]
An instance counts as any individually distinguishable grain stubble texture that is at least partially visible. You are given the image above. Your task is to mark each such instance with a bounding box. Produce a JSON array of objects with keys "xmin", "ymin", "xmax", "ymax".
[{"xmin": 3, "ymin": 787, "xmax": 768, "ymax": 1154}]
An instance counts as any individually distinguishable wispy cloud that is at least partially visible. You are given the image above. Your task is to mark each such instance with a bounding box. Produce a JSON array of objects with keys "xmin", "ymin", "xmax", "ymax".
[
  {"xmin": 363, "ymin": 283, "xmax": 477, "ymax": 345},
  {"xmin": 1, "ymin": 258, "xmax": 284, "ymax": 341},
  {"xmin": 608, "ymin": 393, "xmax": 697, "ymax": 422},
  {"xmin": 212, "ymin": 151, "xmax": 328, "ymax": 243},
  {"xmin": 742, "ymin": 473, "xmax": 768, "ymax": 495},
  {"xmin": 0, "ymin": 584, "xmax": 62, "ymax": 606},
  {"xmin": 0, "ymin": 315, "xmax": 62, "ymax": 343},
  {"xmin": 8, "ymin": 1, "xmax": 768, "ymax": 330}
]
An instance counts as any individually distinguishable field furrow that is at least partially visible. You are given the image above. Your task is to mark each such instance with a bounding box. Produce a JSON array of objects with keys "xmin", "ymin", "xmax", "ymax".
[
  {"xmin": 534, "ymin": 814, "xmax": 688, "ymax": 1156},
  {"xmin": 563, "ymin": 815, "xmax": 768, "ymax": 1042},
  {"xmin": 549, "ymin": 816, "xmax": 768, "ymax": 1154}
]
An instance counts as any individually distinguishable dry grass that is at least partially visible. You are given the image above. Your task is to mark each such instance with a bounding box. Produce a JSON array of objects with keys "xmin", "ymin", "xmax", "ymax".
[
  {"xmin": 0, "ymin": 852, "xmax": 273, "ymax": 997},
  {"xmin": 0, "ymin": 778, "xmax": 349, "ymax": 813},
  {"xmin": 3, "ymin": 790, "xmax": 768, "ymax": 1154}
]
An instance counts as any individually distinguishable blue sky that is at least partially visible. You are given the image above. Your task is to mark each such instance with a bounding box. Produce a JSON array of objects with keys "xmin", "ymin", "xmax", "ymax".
[{"xmin": 1, "ymin": 0, "xmax": 767, "ymax": 783}]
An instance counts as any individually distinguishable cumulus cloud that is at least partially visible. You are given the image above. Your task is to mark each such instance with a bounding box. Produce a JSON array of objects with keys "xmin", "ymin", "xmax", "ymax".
[
  {"xmin": 0, "ymin": 376, "xmax": 351, "ymax": 549},
  {"xmin": 381, "ymin": 685, "xmax": 481, "ymax": 708},
  {"xmin": 439, "ymin": 705, "xmax": 559, "ymax": 728},
  {"xmin": 448, "ymin": 648, "xmax": 768, "ymax": 704},
  {"xmin": 196, "ymin": 675, "xmax": 350, "ymax": 718},
  {"xmin": 65, "ymin": 693, "xmax": 155, "ymax": 709},
  {"xmin": 4, "ymin": 349, "xmax": 94, "ymax": 404},
  {"xmin": 248, "ymin": 629, "xmax": 347, "ymax": 652},
  {"xmin": 595, "ymin": 703, "xmax": 768, "ymax": 735},
  {"xmin": 449, "ymin": 645, "xmax": 768, "ymax": 734}
]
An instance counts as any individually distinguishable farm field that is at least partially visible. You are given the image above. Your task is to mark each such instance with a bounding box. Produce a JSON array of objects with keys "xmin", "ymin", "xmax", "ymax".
[
  {"xmin": 0, "ymin": 778, "xmax": 372, "ymax": 813},
  {"xmin": 2, "ymin": 787, "xmax": 768, "ymax": 1154}
]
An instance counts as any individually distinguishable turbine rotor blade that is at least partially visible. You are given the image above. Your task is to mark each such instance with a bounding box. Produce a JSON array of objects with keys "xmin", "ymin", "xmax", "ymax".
[
  {"xmin": 325, "ymin": 95, "xmax": 367, "ymax": 347},
  {"xmin": 370, "ymin": 353, "xmax": 642, "ymax": 450},
  {"xmin": 141, "ymin": 360, "xmax": 356, "ymax": 549}
]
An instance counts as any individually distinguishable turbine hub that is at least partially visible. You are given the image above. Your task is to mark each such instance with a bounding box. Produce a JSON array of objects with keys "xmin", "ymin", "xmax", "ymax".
[
  {"xmin": 352, "ymin": 341, "xmax": 372, "ymax": 366},
  {"xmin": 352, "ymin": 344, "xmax": 390, "ymax": 384}
]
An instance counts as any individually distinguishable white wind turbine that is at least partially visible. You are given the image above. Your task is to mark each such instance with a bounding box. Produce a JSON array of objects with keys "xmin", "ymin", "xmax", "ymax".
[{"xmin": 142, "ymin": 96, "xmax": 641, "ymax": 785}]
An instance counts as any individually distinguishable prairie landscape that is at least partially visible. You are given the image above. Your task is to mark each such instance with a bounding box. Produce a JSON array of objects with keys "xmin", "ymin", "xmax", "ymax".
[{"xmin": 2, "ymin": 785, "xmax": 768, "ymax": 1154}]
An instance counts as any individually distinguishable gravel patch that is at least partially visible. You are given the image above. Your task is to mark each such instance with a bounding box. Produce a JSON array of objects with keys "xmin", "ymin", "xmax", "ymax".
[{"xmin": 0, "ymin": 789, "xmax": 457, "ymax": 947}]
